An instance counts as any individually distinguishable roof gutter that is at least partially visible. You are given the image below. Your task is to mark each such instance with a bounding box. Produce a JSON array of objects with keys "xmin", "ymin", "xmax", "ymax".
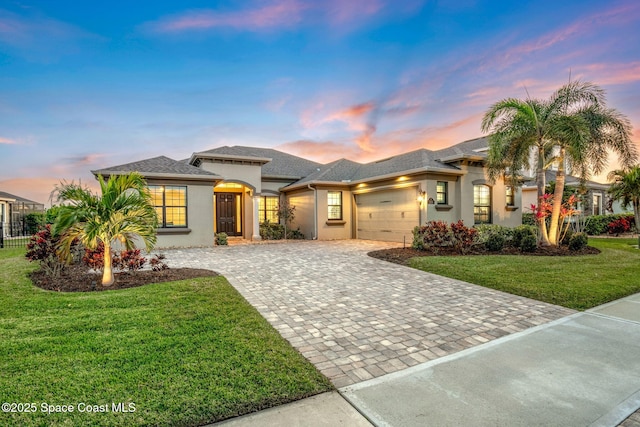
[{"xmin": 307, "ymin": 184, "xmax": 317, "ymax": 240}]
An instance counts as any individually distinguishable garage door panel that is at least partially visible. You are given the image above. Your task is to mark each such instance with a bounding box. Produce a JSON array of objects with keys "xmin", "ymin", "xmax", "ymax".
[{"xmin": 356, "ymin": 188, "xmax": 419, "ymax": 243}]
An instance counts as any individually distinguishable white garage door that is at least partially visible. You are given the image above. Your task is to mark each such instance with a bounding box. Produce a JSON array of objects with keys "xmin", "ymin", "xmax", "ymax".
[{"xmin": 356, "ymin": 188, "xmax": 419, "ymax": 243}]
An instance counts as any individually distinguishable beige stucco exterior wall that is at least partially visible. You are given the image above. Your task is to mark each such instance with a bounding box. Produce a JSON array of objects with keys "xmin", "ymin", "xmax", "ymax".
[
  {"xmin": 199, "ymin": 160, "xmax": 262, "ymax": 192},
  {"xmin": 316, "ymin": 187, "xmax": 352, "ymax": 240},
  {"xmin": 152, "ymin": 180, "xmax": 215, "ymax": 248},
  {"xmin": 456, "ymin": 164, "xmax": 521, "ymax": 227},
  {"xmin": 286, "ymin": 189, "xmax": 315, "ymax": 239}
]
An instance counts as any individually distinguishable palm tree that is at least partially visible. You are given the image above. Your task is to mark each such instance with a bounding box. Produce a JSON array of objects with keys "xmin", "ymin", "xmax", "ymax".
[
  {"xmin": 608, "ymin": 166, "xmax": 640, "ymax": 247},
  {"xmin": 545, "ymin": 82, "xmax": 636, "ymax": 244},
  {"xmin": 481, "ymin": 97, "xmax": 558, "ymax": 245},
  {"xmin": 52, "ymin": 172, "xmax": 158, "ymax": 285},
  {"xmin": 482, "ymin": 80, "xmax": 637, "ymax": 245}
]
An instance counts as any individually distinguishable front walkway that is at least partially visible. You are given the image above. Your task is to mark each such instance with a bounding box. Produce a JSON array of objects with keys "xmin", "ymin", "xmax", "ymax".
[{"xmin": 165, "ymin": 240, "xmax": 573, "ymax": 388}]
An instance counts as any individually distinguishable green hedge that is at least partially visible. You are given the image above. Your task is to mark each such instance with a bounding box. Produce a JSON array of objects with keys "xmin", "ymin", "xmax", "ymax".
[{"xmin": 584, "ymin": 213, "xmax": 636, "ymax": 236}]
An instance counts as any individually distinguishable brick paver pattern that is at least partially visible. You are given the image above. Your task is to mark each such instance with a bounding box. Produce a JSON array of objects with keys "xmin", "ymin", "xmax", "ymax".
[{"xmin": 164, "ymin": 240, "xmax": 575, "ymax": 388}]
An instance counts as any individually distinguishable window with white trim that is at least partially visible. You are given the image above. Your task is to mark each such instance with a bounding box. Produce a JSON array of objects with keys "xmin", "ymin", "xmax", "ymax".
[
  {"xmin": 474, "ymin": 185, "xmax": 491, "ymax": 224},
  {"xmin": 327, "ymin": 191, "xmax": 342, "ymax": 220}
]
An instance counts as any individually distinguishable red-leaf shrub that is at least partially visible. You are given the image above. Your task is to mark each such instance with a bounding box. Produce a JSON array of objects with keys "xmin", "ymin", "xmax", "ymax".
[
  {"xmin": 607, "ymin": 217, "xmax": 631, "ymax": 235},
  {"xmin": 150, "ymin": 254, "xmax": 169, "ymax": 271},
  {"xmin": 450, "ymin": 220, "xmax": 478, "ymax": 254},
  {"xmin": 412, "ymin": 220, "xmax": 478, "ymax": 254},
  {"xmin": 25, "ymin": 225, "xmax": 79, "ymax": 277},
  {"xmin": 83, "ymin": 243, "xmax": 147, "ymax": 272}
]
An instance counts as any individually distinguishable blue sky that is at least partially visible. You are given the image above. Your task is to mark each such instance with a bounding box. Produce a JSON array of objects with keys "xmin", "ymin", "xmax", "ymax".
[{"xmin": 1, "ymin": 0, "xmax": 639, "ymax": 205}]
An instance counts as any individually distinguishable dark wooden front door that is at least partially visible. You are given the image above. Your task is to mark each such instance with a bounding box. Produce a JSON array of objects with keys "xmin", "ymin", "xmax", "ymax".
[{"xmin": 216, "ymin": 193, "xmax": 240, "ymax": 236}]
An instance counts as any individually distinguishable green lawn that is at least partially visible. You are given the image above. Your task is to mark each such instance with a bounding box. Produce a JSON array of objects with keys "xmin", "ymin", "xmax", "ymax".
[
  {"xmin": 409, "ymin": 238, "xmax": 640, "ymax": 310},
  {"xmin": 0, "ymin": 250, "xmax": 332, "ymax": 427}
]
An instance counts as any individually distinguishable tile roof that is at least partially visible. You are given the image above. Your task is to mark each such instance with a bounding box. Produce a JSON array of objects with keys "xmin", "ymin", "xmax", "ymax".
[
  {"xmin": 194, "ymin": 146, "xmax": 321, "ymax": 179},
  {"xmin": 0, "ymin": 191, "xmax": 42, "ymax": 204},
  {"xmin": 523, "ymin": 170, "xmax": 609, "ymax": 189},
  {"xmin": 293, "ymin": 158, "xmax": 363, "ymax": 185},
  {"xmin": 433, "ymin": 136, "xmax": 490, "ymax": 161},
  {"xmin": 92, "ymin": 156, "xmax": 221, "ymax": 179}
]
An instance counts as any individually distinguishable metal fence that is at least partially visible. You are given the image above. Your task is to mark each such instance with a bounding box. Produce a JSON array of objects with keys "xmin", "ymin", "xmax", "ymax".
[{"xmin": 0, "ymin": 221, "xmax": 32, "ymax": 249}]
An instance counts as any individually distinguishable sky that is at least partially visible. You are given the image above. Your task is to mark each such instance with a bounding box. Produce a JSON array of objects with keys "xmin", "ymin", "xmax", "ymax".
[{"xmin": 1, "ymin": 0, "xmax": 639, "ymax": 206}]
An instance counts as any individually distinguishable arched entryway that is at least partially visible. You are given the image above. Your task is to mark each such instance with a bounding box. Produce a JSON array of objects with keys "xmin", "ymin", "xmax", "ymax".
[{"xmin": 214, "ymin": 182, "xmax": 245, "ymax": 236}]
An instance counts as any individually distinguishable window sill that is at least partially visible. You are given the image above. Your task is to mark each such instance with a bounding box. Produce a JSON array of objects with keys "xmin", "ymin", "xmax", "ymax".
[
  {"xmin": 434, "ymin": 205, "xmax": 453, "ymax": 211},
  {"xmin": 157, "ymin": 228, "xmax": 191, "ymax": 235},
  {"xmin": 325, "ymin": 220, "xmax": 346, "ymax": 226},
  {"xmin": 505, "ymin": 206, "xmax": 519, "ymax": 212}
]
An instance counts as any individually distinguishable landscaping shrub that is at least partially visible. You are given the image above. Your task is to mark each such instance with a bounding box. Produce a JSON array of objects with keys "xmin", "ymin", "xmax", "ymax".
[
  {"xmin": 83, "ymin": 243, "xmax": 147, "ymax": 272},
  {"xmin": 485, "ymin": 233, "xmax": 505, "ymax": 251},
  {"xmin": 412, "ymin": 226, "xmax": 425, "ymax": 250},
  {"xmin": 522, "ymin": 213, "xmax": 536, "ymax": 226},
  {"xmin": 286, "ymin": 228, "xmax": 305, "ymax": 240},
  {"xmin": 450, "ymin": 220, "xmax": 478, "ymax": 253},
  {"xmin": 568, "ymin": 232, "xmax": 588, "ymax": 251},
  {"xmin": 412, "ymin": 220, "xmax": 477, "ymax": 253},
  {"xmin": 561, "ymin": 228, "xmax": 574, "ymax": 246},
  {"xmin": 513, "ymin": 225, "xmax": 537, "ymax": 248},
  {"xmin": 25, "ymin": 225, "xmax": 71, "ymax": 277},
  {"xmin": 216, "ymin": 232, "xmax": 229, "ymax": 245},
  {"xmin": 260, "ymin": 220, "xmax": 285, "ymax": 240},
  {"xmin": 520, "ymin": 233, "xmax": 538, "ymax": 253},
  {"xmin": 584, "ymin": 214, "xmax": 636, "ymax": 235},
  {"xmin": 608, "ymin": 217, "xmax": 632, "ymax": 235},
  {"xmin": 474, "ymin": 224, "xmax": 512, "ymax": 245},
  {"xmin": 115, "ymin": 249, "xmax": 147, "ymax": 271},
  {"xmin": 25, "ymin": 212, "xmax": 45, "ymax": 234},
  {"xmin": 150, "ymin": 254, "xmax": 169, "ymax": 271}
]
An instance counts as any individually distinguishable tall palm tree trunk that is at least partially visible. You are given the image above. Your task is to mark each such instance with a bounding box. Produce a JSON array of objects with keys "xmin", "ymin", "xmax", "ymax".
[
  {"xmin": 634, "ymin": 200, "xmax": 640, "ymax": 249},
  {"xmin": 537, "ymin": 147, "xmax": 551, "ymax": 246},
  {"xmin": 548, "ymin": 148, "xmax": 567, "ymax": 245},
  {"xmin": 102, "ymin": 242, "xmax": 115, "ymax": 286}
]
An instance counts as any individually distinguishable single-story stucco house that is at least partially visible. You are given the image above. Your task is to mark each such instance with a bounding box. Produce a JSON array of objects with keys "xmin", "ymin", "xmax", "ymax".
[
  {"xmin": 521, "ymin": 171, "xmax": 623, "ymax": 216},
  {"xmin": 92, "ymin": 136, "xmax": 522, "ymax": 247}
]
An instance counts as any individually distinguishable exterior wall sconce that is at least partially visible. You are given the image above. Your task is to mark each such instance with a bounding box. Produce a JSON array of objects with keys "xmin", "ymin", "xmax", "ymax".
[{"xmin": 417, "ymin": 190, "xmax": 426, "ymax": 207}]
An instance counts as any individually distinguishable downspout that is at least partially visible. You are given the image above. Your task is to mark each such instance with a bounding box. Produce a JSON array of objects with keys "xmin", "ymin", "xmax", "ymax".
[{"xmin": 307, "ymin": 184, "xmax": 318, "ymax": 240}]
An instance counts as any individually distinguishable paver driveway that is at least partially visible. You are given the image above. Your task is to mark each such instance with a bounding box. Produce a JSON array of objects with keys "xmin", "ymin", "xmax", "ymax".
[{"xmin": 165, "ymin": 240, "xmax": 574, "ymax": 388}]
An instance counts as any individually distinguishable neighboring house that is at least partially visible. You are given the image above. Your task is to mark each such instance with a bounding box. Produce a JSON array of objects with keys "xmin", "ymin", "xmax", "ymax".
[
  {"xmin": 92, "ymin": 136, "xmax": 521, "ymax": 247},
  {"xmin": 0, "ymin": 191, "xmax": 45, "ymax": 237},
  {"xmin": 521, "ymin": 171, "xmax": 622, "ymax": 216}
]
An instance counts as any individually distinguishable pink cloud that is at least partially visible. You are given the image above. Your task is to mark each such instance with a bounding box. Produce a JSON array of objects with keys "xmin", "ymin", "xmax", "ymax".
[
  {"xmin": 146, "ymin": 0, "xmax": 396, "ymax": 34},
  {"xmin": 151, "ymin": 1, "xmax": 307, "ymax": 33},
  {"xmin": 323, "ymin": 0, "xmax": 384, "ymax": 25},
  {"xmin": 0, "ymin": 137, "xmax": 18, "ymax": 145},
  {"xmin": 575, "ymin": 62, "xmax": 640, "ymax": 86},
  {"xmin": 279, "ymin": 112, "xmax": 485, "ymax": 165},
  {"xmin": 490, "ymin": 2, "xmax": 640, "ymax": 71},
  {"xmin": 277, "ymin": 139, "xmax": 362, "ymax": 163}
]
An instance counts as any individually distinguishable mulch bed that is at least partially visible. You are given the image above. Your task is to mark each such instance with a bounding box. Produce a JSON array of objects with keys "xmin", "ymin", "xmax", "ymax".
[
  {"xmin": 30, "ymin": 265, "xmax": 218, "ymax": 292},
  {"xmin": 369, "ymin": 245, "xmax": 601, "ymax": 266}
]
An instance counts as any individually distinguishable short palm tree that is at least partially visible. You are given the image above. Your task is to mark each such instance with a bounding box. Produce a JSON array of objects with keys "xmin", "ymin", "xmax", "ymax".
[
  {"xmin": 482, "ymin": 80, "xmax": 637, "ymax": 245},
  {"xmin": 608, "ymin": 166, "xmax": 640, "ymax": 247},
  {"xmin": 52, "ymin": 172, "xmax": 158, "ymax": 285}
]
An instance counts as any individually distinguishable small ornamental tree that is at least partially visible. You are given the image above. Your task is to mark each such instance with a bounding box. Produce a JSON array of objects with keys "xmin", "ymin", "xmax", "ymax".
[
  {"xmin": 276, "ymin": 201, "xmax": 296, "ymax": 240},
  {"xmin": 531, "ymin": 193, "xmax": 580, "ymax": 245}
]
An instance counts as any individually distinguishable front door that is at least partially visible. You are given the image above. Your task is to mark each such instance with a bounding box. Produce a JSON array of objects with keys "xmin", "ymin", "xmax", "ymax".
[{"xmin": 216, "ymin": 193, "xmax": 241, "ymax": 236}]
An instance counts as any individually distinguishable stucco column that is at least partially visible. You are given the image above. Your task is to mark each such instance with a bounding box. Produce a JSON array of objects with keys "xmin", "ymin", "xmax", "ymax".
[{"xmin": 252, "ymin": 195, "xmax": 262, "ymax": 241}]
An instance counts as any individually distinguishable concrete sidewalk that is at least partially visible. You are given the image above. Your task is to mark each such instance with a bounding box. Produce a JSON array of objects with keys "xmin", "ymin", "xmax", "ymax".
[{"xmin": 211, "ymin": 293, "xmax": 640, "ymax": 426}]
